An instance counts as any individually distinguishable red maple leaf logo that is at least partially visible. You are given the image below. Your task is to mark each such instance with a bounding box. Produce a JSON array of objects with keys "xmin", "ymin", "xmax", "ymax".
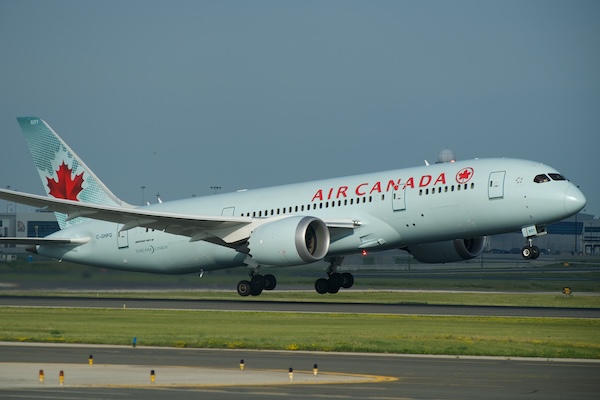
[
  {"xmin": 47, "ymin": 161, "xmax": 84, "ymax": 201},
  {"xmin": 456, "ymin": 167, "xmax": 474, "ymax": 184}
]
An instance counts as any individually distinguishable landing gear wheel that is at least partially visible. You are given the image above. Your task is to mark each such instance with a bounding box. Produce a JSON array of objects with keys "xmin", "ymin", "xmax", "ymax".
[
  {"xmin": 237, "ymin": 280, "xmax": 252, "ymax": 297},
  {"xmin": 522, "ymin": 245, "xmax": 541, "ymax": 260},
  {"xmin": 329, "ymin": 272, "xmax": 343, "ymax": 288},
  {"xmin": 327, "ymin": 280, "xmax": 340, "ymax": 294},
  {"xmin": 315, "ymin": 278, "xmax": 329, "ymax": 294},
  {"xmin": 341, "ymin": 272, "xmax": 354, "ymax": 289},
  {"xmin": 264, "ymin": 274, "xmax": 277, "ymax": 291},
  {"xmin": 251, "ymin": 275, "xmax": 265, "ymax": 290},
  {"xmin": 521, "ymin": 246, "xmax": 532, "ymax": 259}
]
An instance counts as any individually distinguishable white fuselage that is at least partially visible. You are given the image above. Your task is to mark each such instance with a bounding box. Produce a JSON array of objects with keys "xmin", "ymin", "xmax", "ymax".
[{"xmin": 39, "ymin": 158, "xmax": 585, "ymax": 273}]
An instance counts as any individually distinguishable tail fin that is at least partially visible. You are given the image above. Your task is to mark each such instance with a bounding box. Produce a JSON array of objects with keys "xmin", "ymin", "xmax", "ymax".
[{"xmin": 17, "ymin": 117, "xmax": 131, "ymax": 228}]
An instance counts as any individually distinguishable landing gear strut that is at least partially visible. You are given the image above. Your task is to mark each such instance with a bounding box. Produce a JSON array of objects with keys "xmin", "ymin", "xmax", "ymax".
[
  {"xmin": 315, "ymin": 257, "xmax": 354, "ymax": 294},
  {"xmin": 237, "ymin": 269, "xmax": 277, "ymax": 297}
]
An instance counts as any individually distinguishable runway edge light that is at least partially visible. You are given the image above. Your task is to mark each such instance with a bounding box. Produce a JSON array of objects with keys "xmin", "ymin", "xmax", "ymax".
[
  {"xmin": 39, "ymin": 369, "xmax": 44, "ymax": 384},
  {"xmin": 150, "ymin": 369, "xmax": 155, "ymax": 384},
  {"xmin": 59, "ymin": 370, "xmax": 64, "ymax": 386},
  {"xmin": 313, "ymin": 364, "xmax": 318, "ymax": 377},
  {"xmin": 240, "ymin": 359, "xmax": 245, "ymax": 371},
  {"xmin": 288, "ymin": 367, "xmax": 293, "ymax": 382},
  {"xmin": 89, "ymin": 354, "xmax": 93, "ymax": 366}
]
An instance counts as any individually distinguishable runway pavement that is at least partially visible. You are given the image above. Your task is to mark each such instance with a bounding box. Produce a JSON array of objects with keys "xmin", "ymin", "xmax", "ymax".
[
  {"xmin": 1, "ymin": 295, "xmax": 599, "ymax": 318},
  {"xmin": 0, "ymin": 343, "xmax": 598, "ymax": 400}
]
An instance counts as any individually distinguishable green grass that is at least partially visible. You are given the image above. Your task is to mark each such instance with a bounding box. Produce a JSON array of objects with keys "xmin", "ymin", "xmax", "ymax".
[{"xmin": 1, "ymin": 307, "xmax": 598, "ymax": 359}]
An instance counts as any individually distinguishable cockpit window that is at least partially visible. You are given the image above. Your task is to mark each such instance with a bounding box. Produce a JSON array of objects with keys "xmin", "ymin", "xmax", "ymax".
[
  {"xmin": 549, "ymin": 173, "xmax": 566, "ymax": 181},
  {"xmin": 534, "ymin": 174, "xmax": 550, "ymax": 183}
]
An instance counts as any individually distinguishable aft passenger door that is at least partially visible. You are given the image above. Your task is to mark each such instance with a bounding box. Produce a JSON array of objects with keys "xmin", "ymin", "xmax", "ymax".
[{"xmin": 117, "ymin": 224, "xmax": 129, "ymax": 249}]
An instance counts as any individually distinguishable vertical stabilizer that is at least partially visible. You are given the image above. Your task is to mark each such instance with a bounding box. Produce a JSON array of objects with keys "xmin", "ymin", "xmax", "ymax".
[{"xmin": 16, "ymin": 117, "xmax": 131, "ymax": 228}]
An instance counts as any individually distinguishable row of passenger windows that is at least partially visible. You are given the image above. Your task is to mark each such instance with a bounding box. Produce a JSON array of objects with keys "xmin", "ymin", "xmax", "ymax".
[
  {"xmin": 419, "ymin": 183, "xmax": 475, "ymax": 196},
  {"xmin": 534, "ymin": 173, "xmax": 566, "ymax": 183},
  {"xmin": 241, "ymin": 194, "xmax": 386, "ymax": 217},
  {"xmin": 242, "ymin": 182, "xmax": 478, "ymax": 217}
]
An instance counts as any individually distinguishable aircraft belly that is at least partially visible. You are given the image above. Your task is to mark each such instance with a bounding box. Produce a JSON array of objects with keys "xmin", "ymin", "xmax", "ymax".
[{"xmin": 43, "ymin": 232, "xmax": 246, "ymax": 274}]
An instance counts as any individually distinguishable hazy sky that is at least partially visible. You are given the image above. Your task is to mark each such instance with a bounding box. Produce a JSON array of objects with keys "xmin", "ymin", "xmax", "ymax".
[{"xmin": 1, "ymin": 0, "xmax": 599, "ymax": 216}]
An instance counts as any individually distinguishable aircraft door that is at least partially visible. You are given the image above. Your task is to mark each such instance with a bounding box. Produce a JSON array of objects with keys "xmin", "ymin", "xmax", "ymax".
[
  {"xmin": 488, "ymin": 171, "xmax": 506, "ymax": 199},
  {"xmin": 117, "ymin": 225, "xmax": 129, "ymax": 249},
  {"xmin": 392, "ymin": 186, "xmax": 406, "ymax": 211}
]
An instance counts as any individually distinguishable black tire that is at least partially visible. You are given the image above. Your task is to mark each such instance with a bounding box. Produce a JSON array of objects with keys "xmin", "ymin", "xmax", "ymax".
[
  {"xmin": 251, "ymin": 275, "xmax": 265, "ymax": 291},
  {"xmin": 264, "ymin": 274, "xmax": 277, "ymax": 290},
  {"xmin": 341, "ymin": 272, "xmax": 354, "ymax": 289},
  {"xmin": 237, "ymin": 280, "xmax": 252, "ymax": 297},
  {"xmin": 327, "ymin": 279, "xmax": 340, "ymax": 294},
  {"xmin": 329, "ymin": 272, "xmax": 343, "ymax": 289},
  {"xmin": 521, "ymin": 246, "xmax": 532, "ymax": 259},
  {"xmin": 532, "ymin": 246, "xmax": 540, "ymax": 259},
  {"xmin": 315, "ymin": 278, "xmax": 329, "ymax": 294}
]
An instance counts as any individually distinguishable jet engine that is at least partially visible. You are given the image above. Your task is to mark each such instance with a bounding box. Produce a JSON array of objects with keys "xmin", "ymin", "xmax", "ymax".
[
  {"xmin": 405, "ymin": 237, "xmax": 487, "ymax": 263},
  {"xmin": 247, "ymin": 216, "xmax": 330, "ymax": 266}
]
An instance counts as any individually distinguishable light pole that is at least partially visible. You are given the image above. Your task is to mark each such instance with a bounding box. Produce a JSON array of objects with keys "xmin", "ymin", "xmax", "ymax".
[
  {"xmin": 210, "ymin": 186, "xmax": 221, "ymax": 195},
  {"xmin": 141, "ymin": 186, "xmax": 146, "ymax": 205}
]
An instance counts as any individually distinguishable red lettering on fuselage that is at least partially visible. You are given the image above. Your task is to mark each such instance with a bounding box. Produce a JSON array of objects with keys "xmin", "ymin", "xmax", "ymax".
[
  {"xmin": 356, "ymin": 183, "xmax": 368, "ymax": 196},
  {"xmin": 337, "ymin": 186, "xmax": 348, "ymax": 198},
  {"xmin": 419, "ymin": 175, "xmax": 432, "ymax": 187},
  {"xmin": 310, "ymin": 172, "xmax": 453, "ymax": 202}
]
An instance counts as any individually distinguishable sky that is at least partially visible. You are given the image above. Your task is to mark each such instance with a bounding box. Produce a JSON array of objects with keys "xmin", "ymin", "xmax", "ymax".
[{"xmin": 1, "ymin": 0, "xmax": 599, "ymax": 217}]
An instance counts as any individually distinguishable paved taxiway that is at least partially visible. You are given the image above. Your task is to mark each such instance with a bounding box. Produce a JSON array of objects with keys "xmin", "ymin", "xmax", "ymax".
[{"xmin": 0, "ymin": 343, "xmax": 598, "ymax": 400}]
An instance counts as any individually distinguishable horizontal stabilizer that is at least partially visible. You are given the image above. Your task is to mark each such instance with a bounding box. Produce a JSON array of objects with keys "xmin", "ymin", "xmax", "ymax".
[{"xmin": 0, "ymin": 237, "xmax": 90, "ymax": 246}]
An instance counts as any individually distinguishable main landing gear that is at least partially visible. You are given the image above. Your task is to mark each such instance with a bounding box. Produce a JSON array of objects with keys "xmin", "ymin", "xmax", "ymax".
[
  {"xmin": 237, "ymin": 271, "xmax": 277, "ymax": 297},
  {"xmin": 314, "ymin": 257, "xmax": 354, "ymax": 294}
]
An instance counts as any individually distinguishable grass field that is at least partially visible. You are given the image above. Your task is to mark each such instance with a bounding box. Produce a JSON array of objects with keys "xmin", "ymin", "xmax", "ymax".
[{"xmin": 1, "ymin": 307, "xmax": 599, "ymax": 359}]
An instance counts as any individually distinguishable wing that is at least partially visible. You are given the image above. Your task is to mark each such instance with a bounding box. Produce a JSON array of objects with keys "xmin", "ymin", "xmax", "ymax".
[
  {"xmin": 0, "ymin": 188, "xmax": 254, "ymax": 244},
  {"xmin": 0, "ymin": 189, "xmax": 359, "ymax": 245}
]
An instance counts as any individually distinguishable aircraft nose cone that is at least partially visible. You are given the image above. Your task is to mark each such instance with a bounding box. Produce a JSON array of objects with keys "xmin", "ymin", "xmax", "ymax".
[{"xmin": 564, "ymin": 184, "xmax": 586, "ymax": 215}]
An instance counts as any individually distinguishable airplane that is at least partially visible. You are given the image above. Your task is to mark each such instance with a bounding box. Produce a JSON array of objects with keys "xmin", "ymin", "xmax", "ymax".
[{"xmin": 0, "ymin": 117, "xmax": 587, "ymax": 296}]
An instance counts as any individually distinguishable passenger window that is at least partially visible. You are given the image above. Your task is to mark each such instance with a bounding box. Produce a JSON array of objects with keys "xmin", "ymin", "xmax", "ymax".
[{"xmin": 534, "ymin": 174, "xmax": 550, "ymax": 183}]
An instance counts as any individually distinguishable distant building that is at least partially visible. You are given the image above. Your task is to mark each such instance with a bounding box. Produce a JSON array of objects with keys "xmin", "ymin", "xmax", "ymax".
[{"xmin": 1, "ymin": 209, "xmax": 59, "ymax": 257}]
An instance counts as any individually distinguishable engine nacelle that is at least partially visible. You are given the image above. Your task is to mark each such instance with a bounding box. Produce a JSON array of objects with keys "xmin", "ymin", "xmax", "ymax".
[
  {"xmin": 405, "ymin": 237, "xmax": 487, "ymax": 263},
  {"xmin": 247, "ymin": 216, "xmax": 330, "ymax": 266}
]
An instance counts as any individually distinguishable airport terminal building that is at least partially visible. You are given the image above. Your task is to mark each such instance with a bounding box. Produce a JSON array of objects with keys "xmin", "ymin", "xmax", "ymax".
[{"xmin": 1, "ymin": 207, "xmax": 599, "ymax": 261}]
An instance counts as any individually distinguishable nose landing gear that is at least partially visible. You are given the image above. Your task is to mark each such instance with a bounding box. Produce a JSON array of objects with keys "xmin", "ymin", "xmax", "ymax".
[
  {"xmin": 521, "ymin": 225, "xmax": 546, "ymax": 260},
  {"xmin": 521, "ymin": 239, "xmax": 540, "ymax": 260}
]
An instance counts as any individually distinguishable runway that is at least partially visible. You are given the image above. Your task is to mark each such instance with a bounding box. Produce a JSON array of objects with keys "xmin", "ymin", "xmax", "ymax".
[
  {"xmin": 0, "ymin": 343, "xmax": 598, "ymax": 400},
  {"xmin": 1, "ymin": 295, "xmax": 599, "ymax": 318}
]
